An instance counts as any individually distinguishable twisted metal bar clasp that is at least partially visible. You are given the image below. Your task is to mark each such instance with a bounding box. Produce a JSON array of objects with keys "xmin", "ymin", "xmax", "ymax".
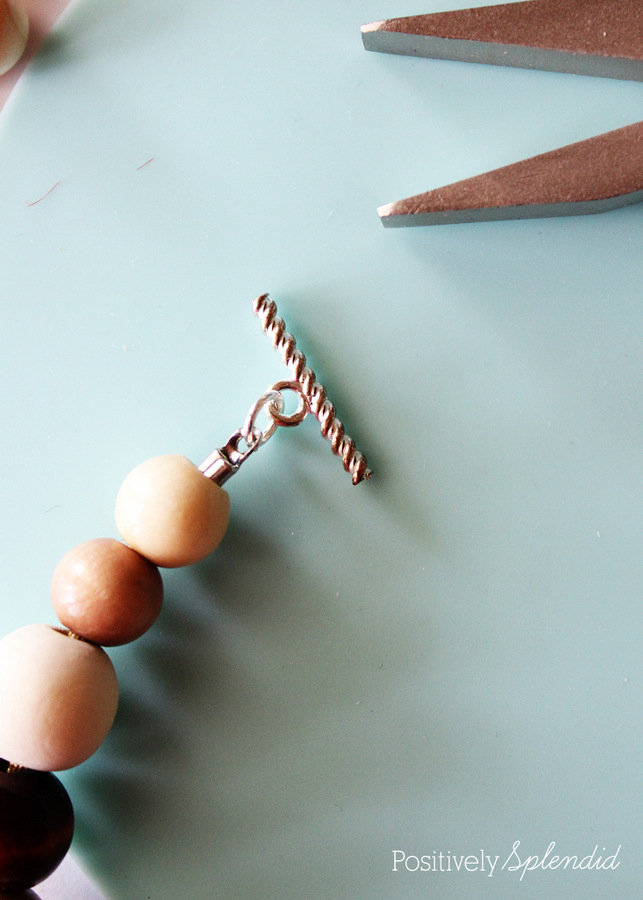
[
  {"xmin": 252, "ymin": 294, "xmax": 372, "ymax": 484},
  {"xmin": 199, "ymin": 381, "xmax": 309, "ymax": 485}
]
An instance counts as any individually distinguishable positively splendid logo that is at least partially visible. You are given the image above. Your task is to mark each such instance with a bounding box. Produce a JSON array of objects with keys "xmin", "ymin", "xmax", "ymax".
[{"xmin": 392, "ymin": 841, "xmax": 621, "ymax": 881}]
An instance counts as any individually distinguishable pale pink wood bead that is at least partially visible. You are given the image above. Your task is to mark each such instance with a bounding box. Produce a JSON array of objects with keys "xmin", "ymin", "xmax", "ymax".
[
  {"xmin": 51, "ymin": 538, "xmax": 163, "ymax": 646},
  {"xmin": 0, "ymin": 0, "xmax": 29, "ymax": 76},
  {"xmin": 0, "ymin": 624, "xmax": 118, "ymax": 771},
  {"xmin": 115, "ymin": 454, "xmax": 230, "ymax": 568}
]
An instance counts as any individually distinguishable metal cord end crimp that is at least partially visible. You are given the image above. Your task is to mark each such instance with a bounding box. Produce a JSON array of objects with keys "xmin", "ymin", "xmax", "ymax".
[{"xmin": 252, "ymin": 294, "xmax": 373, "ymax": 485}]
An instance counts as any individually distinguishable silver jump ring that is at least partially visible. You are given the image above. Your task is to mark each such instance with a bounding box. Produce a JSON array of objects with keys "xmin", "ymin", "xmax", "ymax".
[
  {"xmin": 267, "ymin": 380, "xmax": 309, "ymax": 427},
  {"xmin": 242, "ymin": 390, "xmax": 284, "ymax": 448}
]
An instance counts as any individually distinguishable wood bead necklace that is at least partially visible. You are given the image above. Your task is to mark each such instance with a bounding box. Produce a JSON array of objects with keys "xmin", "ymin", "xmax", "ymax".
[{"xmin": 0, "ymin": 296, "xmax": 371, "ymax": 893}]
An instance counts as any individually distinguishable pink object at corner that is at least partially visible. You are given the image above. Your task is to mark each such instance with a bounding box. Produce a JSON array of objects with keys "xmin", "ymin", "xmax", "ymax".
[{"xmin": 0, "ymin": 0, "xmax": 73, "ymax": 112}]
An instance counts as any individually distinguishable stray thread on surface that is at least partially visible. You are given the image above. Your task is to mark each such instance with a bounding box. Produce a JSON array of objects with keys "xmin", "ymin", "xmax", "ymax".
[
  {"xmin": 26, "ymin": 180, "xmax": 61, "ymax": 207},
  {"xmin": 136, "ymin": 157, "xmax": 155, "ymax": 170}
]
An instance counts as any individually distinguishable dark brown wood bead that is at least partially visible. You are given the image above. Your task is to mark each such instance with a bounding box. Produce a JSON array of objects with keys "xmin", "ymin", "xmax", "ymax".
[
  {"xmin": 0, "ymin": 890, "xmax": 41, "ymax": 900},
  {"xmin": 0, "ymin": 761, "xmax": 74, "ymax": 891}
]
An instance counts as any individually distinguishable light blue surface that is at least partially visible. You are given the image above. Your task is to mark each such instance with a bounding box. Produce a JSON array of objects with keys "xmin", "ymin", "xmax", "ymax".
[{"xmin": 0, "ymin": 1, "xmax": 642, "ymax": 897}]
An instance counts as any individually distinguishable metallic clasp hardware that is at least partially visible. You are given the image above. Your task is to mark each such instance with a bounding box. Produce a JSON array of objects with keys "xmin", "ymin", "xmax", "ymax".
[
  {"xmin": 199, "ymin": 380, "xmax": 308, "ymax": 486},
  {"xmin": 198, "ymin": 430, "xmax": 260, "ymax": 486},
  {"xmin": 199, "ymin": 296, "xmax": 372, "ymax": 486}
]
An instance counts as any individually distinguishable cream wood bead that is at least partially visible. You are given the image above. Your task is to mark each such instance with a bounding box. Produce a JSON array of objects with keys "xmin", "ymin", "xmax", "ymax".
[
  {"xmin": 115, "ymin": 454, "xmax": 230, "ymax": 568},
  {"xmin": 0, "ymin": 624, "xmax": 118, "ymax": 771},
  {"xmin": 0, "ymin": 0, "xmax": 29, "ymax": 76},
  {"xmin": 51, "ymin": 538, "xmax": 163, "ymax": 646}
]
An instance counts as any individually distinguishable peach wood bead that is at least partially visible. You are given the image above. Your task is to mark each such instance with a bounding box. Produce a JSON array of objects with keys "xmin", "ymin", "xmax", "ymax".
[
  {"xmin": 115, "ymin": 454, "xmax": 230, "ymax": 568},
  {"xmin": 51, "ymin": 538, "xmax": 163, "ymax": 646},
  {"xmin": 0, "ymin": 624, "xmax": 118, "ymax": 771}
]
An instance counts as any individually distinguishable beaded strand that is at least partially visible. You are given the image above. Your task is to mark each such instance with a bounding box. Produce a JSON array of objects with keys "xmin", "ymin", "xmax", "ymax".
[
  {"xmin": 0, "ymin": 455, "xmax": 230, "ymax": 891},
  {"xmin": 0, "ymin": 295, "xmax": 371, "ymax": 892}
]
